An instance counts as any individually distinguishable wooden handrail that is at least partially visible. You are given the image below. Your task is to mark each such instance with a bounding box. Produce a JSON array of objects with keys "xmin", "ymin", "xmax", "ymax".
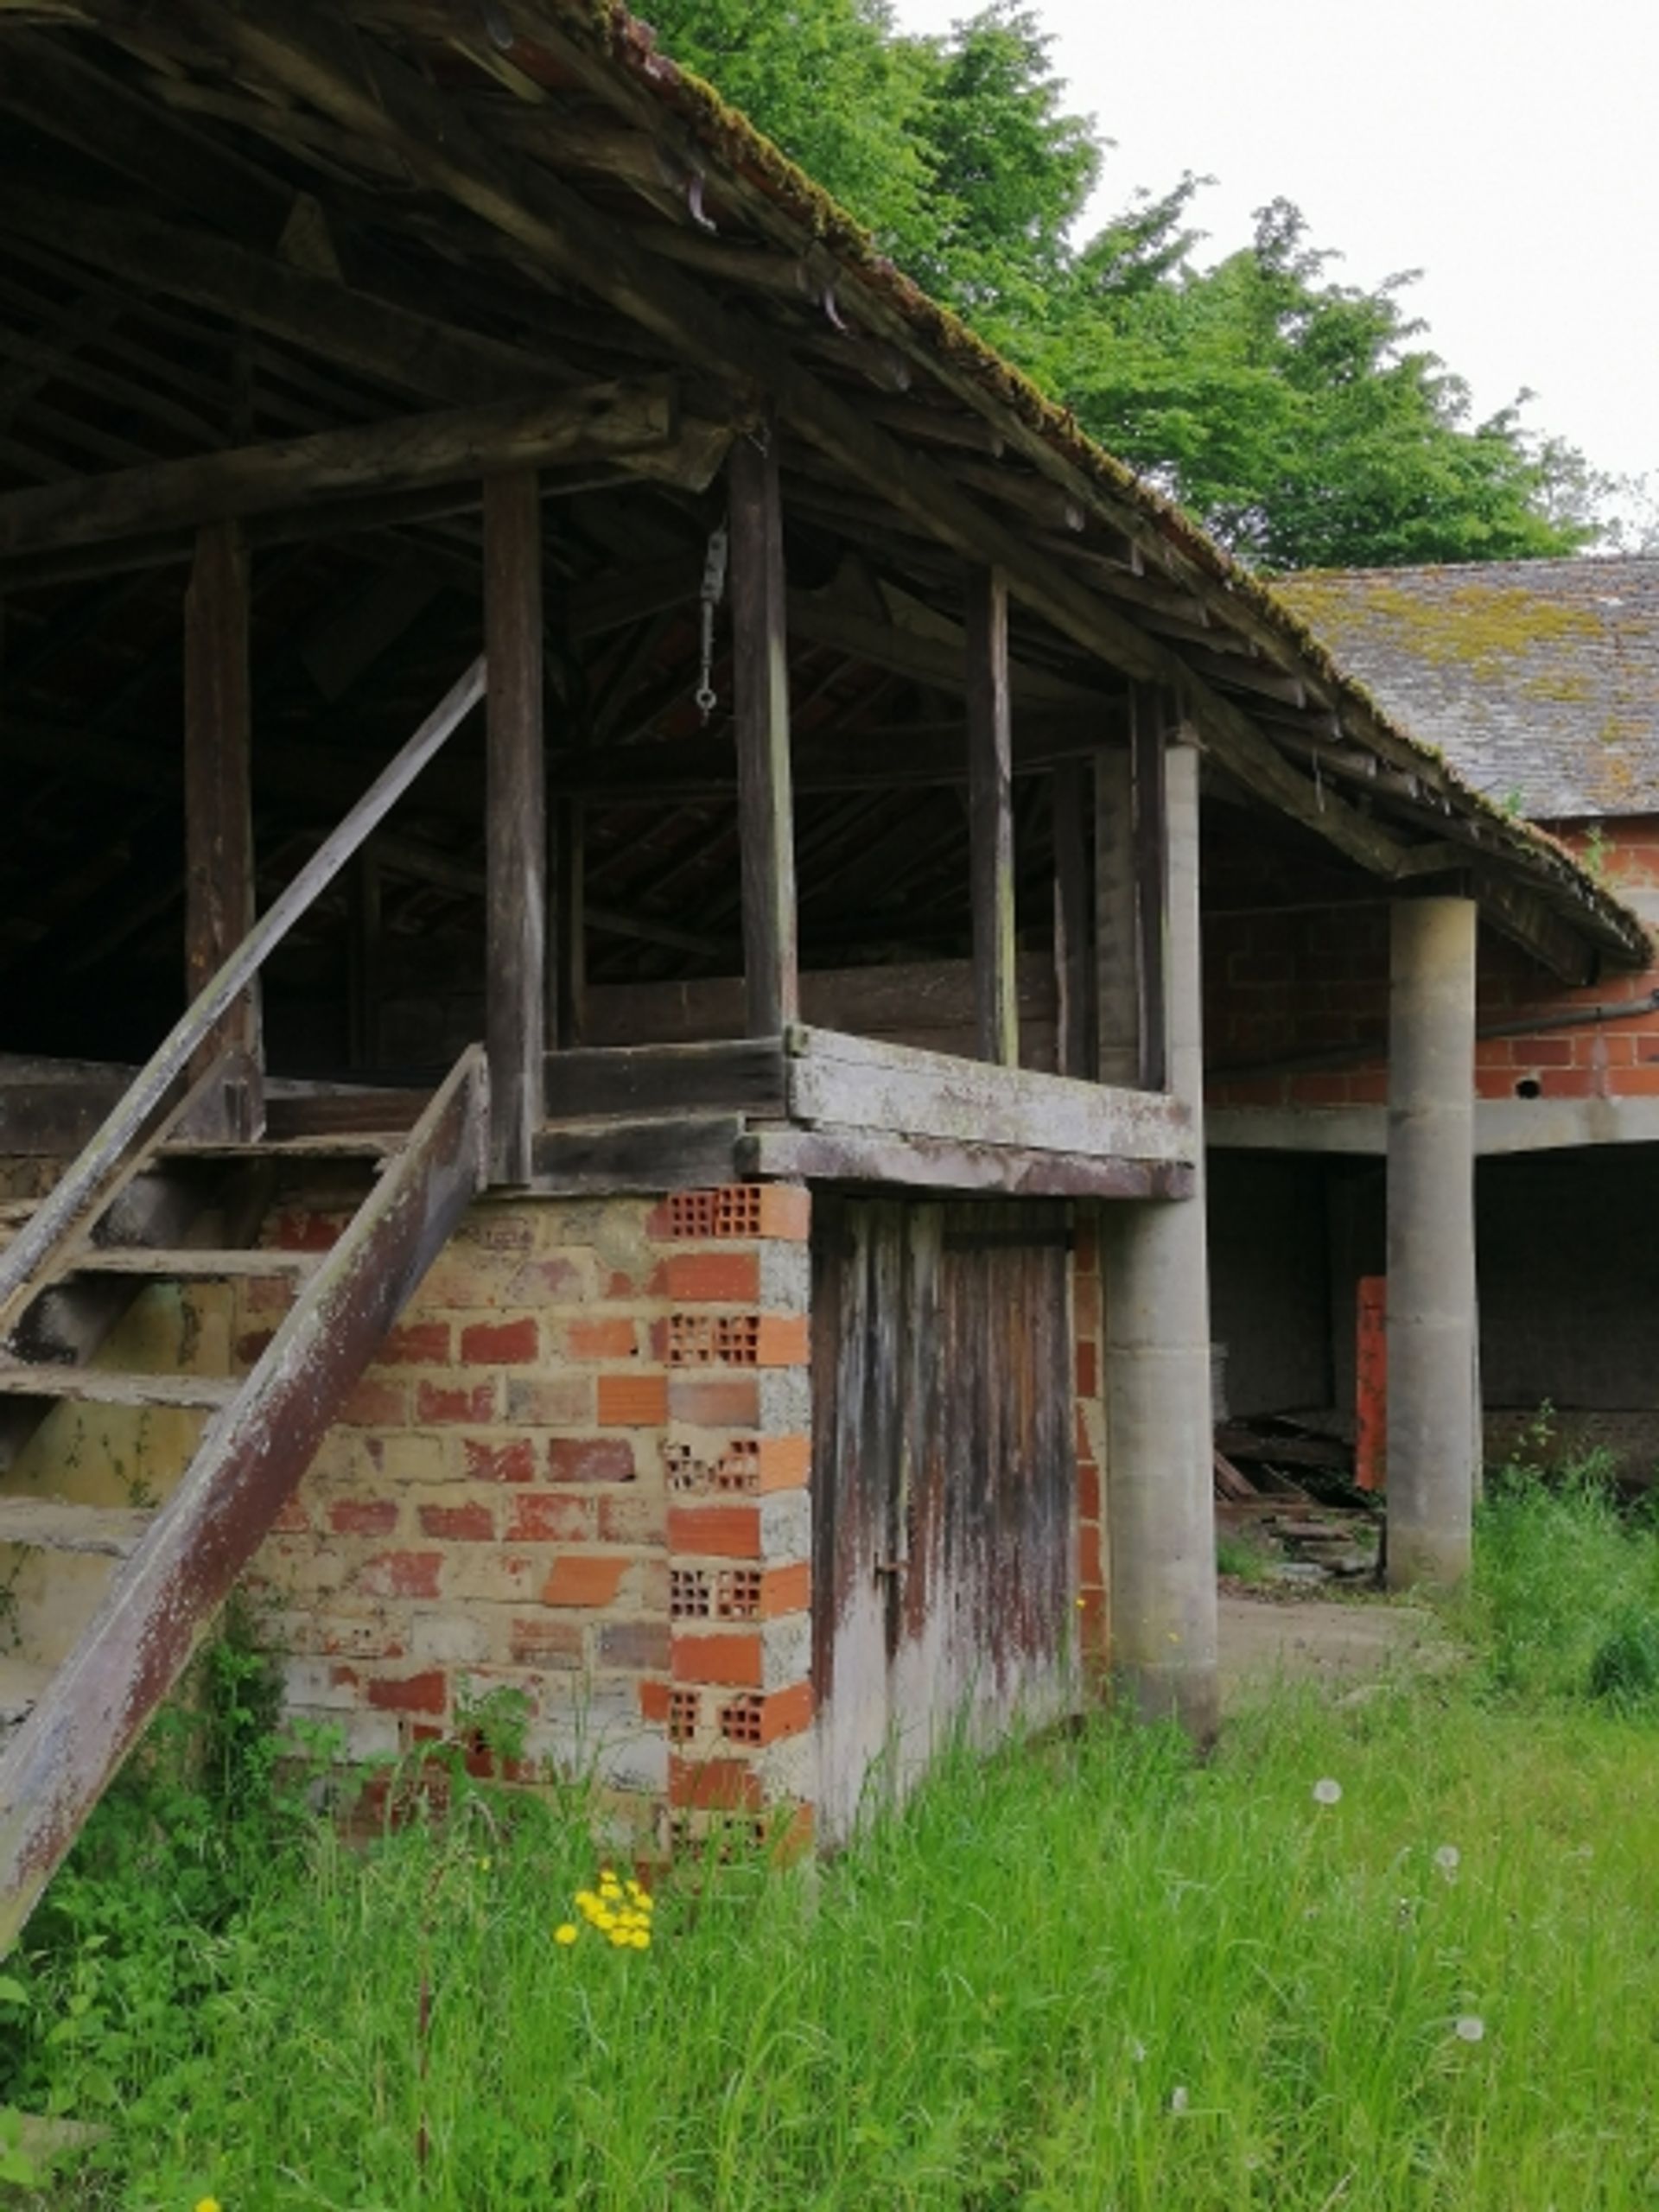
[{"xmin": 0, "ymin": 654, "xmax": 486, "ymax": 1325}]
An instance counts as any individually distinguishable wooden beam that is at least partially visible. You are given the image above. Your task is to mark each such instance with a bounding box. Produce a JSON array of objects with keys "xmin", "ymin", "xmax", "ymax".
[
  {"xmin": 1052, "ymin": 760, "xmax": 1093, "ymax": 1079},
  {"xmin": 540, "ymin": 1038, "xmax": 787, "ymax": 1120},
  {"xmin": 966, "ymin": 567, "xmax": 1018, "ymax": 1066},
  {"xmin": 0, "ymin": 381, "xmax": 677, "ymax": 558},
  {"xmin": 738, "ymin": 1125, "xmax": 1193, "ymax": 1201},
  {"xmin": 183, "ymin": 520, "xmax": 262, "ymax": 1139},
  {"xmin": 785, "ymin": 588, "xmax": 1116, "ymax": 709},
  {"xmin": 1132, "ymin": 686, "xmax": 1170, "ymax": 1091},
  {"xmin": 1095, "ymin": 743, "xmax": 1138, "ymax": 1088},
  {"xmin": 728, "ymin": 434, "xmax": 799, "ymax": 1035},
  {"xmin": 483, "ymin": 470, "xmax": 547, "ymax": 1184}
]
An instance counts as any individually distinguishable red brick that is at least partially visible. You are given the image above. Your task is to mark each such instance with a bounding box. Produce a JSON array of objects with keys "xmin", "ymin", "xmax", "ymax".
[
  {"xmin": 266, "ymin": 1210, "xmax": 344, "ymax": 1252},
  {"xmin": 599, "ymin": 1492, "xmax": 665, "ymax": 1544},
  {"xmin": 549, "ymin": 1436, "xmax": 636, "ymax": 1484},
  {"xmin": 668, "ymin": 1503, "xmax": 761, "ymax": 1560},
  {"xmin": 361, "ymin": 1550, "xmax": 443, "ymax": 1599},
  {"xmin": 671, "ymin": 1630, "xmax": 763, "ymax": 1687},
  {"xmin": 661, "ymin": 1250, "xmax": 760, "ymax": 1303},
  {"xmin": 1077, "ymin": 1460, "xmax": 1102, "ymax": 1522},
  {"xmin": 755, "ymin": 1433, "xmax": 811, "ymax": 1491},
  {"xmin": 760, "ymin": 1561, "xmax": 810, "ymax": 1618},
  {"xmin": 506, "ymin": 1618, "xmax": 584, "ymax": 1668},
  {"xmin": 758, "ymin": 1185, "xmax": 810, "ymax": 1241},
  {"xmin": 596, "ymin": 1372, "xmax": 668, "ymax": 1426},
  {"xmin": 461, "ymin": 1318, "xmax": 539, "ymax": 1365},
  {"xmin": 639, "ymin": 1680, "xmax": 672, "ymax": 1723},
  {"xmin": 270, "ymin": 1497, "xmax": 310, "ymax": 1535},
  {"xmin": 462, "ymin": 1436, "xmax": 538, "ymax": 1484},
  {"xmin": 417, "ymin": 1501, "xmax": 495, "ymax": 1542},
  {"xmin": 378, "ymin": 1321, "xmax": 453, "ymax": 1366},
  {"xmin": 756, "ymin": 1315, "xmax": 810, "ymax": 1367},
  {"xmin": 1075, "ymin": 1341, "xmax": 1098, "ymax": 1397},
  {"xmin": 505, "ymin": 1493, "xmax": 593, "ymax": 1543},
  {"xmin": 506, "ymin": 1376, "xmax": 595, "ymax": 1426},
  {"xmin": 568, "ymin": 1317, "xmax": 638, "ymax": 1360},
  {"xmin": 667, "ymin": 1373, "xmax": 759, "ymax": 1427},
  {"xmin": 416, "ymin": 1380, "xmax": 499, "ymax": 1424},
  {"xmin": 328, "ymin": 1497, "xmax": 399, "ymax": 1537},
  {"xmin": 599, "ymin": 1619, "xmax": 671, "ymax": 1670},
  {"xmin": 669, "ymin": 1755, "xmax": 763, "ymax": 1810},
  {"xmin": 366, "ymin": 1670, "xmax": 448, "ymax": 1716},
  {"xmin": 542, "ymin": 1553, "xmax": 633, "ymax": 1608},
  {"xmin": 734, "ymin": 1681, "xmax": 814, "ymax": 1745},
  {"xmin": 1611, "ymin": 1065, "xmax": 1659, "ymax": 1095},
  {"xmin": 341, "ymin": 1378, "xmax": 409, "ymax": 1427},
  {"xmin": 1078, "ymin": 1521, "xmax": 1103, "ymax": 1588}
]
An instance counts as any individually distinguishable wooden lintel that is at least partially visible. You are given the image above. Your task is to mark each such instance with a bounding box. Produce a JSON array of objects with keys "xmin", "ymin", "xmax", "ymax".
[
  {"xmin": 183, "ymin": 519, "xmax": 263, "ymax": 1139},
  {"xmin": 530, "ymin": 1113, "xmax": 747, "ymax": 1193},
  {"xmin": 0, "ymin": 381, "xmax": 678, "ymax": 559},
  {"xmin": 965, "ymin": 566, "xmax": 1018, "ymax": 1066},
  {"xmin": 729, "ymin": 432, "xmax": 799, "ymax": 1036},
  {"xmin": 737, "ymin": 1125, "xmax": 1194, "ymax": 1200},
  {"xmin": 483, "ymin": 472, "xmax": 547, "ymax": 1184},
  {"xmin": 540, "ymin": 1038, "xmax": 787, "ymax": 1121}
]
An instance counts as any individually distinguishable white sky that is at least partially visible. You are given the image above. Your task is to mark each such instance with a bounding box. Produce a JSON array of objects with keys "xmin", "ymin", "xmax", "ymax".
[{"xmin": 887, "ymin": 0, "xmax": 1659, "ymax": 512}]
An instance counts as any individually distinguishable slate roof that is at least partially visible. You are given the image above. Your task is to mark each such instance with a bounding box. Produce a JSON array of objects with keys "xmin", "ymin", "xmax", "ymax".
[{"xmin": 1278, "ymin": 558, "xmax": 1659, "ymax": 822}]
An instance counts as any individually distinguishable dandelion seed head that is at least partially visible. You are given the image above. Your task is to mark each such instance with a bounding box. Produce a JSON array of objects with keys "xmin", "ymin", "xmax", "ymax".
[
  {"xmin": 1128, "ymin": 2037, "xmax": 1147, "ymax": 2063},
  {"xmin": 1313, "ymin": 1777, "xmax": 1343, "ymax": 1806},
  {"xmin": 1454, "ymin": 2014, "xmax": 1485, "ymax": 2044},
  {"xmin": 1168, "ymin": 2085, "xmax": 1189, "ymax": 2114},
  {"xmin": 1434, "ymin": 1845, "xmax": 1461, "ymax": 1875}
]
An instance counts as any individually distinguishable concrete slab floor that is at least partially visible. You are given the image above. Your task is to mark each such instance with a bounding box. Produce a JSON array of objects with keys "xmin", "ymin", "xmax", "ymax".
[{"xmin": 1217, "ymin": 1592, "xmax": 1458, "ymax": 1711}]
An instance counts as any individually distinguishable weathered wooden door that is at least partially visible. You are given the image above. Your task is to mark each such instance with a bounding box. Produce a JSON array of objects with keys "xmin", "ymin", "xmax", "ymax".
[{"xmin": 810, "ymin": 1196, "xmax": 1074, "ymax": 1841}]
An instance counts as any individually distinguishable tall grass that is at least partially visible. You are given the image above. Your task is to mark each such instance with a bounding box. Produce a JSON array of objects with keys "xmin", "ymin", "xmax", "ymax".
[{"xmin": 4, "ymin": 1471, "xmax": 1658, "ymax": 2209}]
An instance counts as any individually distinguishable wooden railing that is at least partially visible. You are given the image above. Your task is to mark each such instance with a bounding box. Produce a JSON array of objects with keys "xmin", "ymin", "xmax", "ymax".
[{"xmin": 0, "ymin": 655, "xmax": 486, "ymax": 1337}]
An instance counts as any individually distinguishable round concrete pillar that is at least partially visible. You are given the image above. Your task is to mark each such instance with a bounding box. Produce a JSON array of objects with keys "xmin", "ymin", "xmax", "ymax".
[
  {"xmin": 1104, "ymin": 741, "xmax": 1219, "ymax": 1740},
  {"xmin": 1386, "ymin": 895, "xmax": 1478, "ymax": 1590}
]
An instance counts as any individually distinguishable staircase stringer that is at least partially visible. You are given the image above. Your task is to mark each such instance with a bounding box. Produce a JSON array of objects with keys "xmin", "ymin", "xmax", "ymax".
[{"xmin": 0, "ymin": 1044, "xmax": 489, "ymax": 1955}]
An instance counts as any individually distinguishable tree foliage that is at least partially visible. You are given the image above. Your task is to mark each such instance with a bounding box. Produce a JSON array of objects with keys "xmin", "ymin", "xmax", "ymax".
[{"xmin": 643, "ymin": 0, "xmax": 1597, "ymax": 569}]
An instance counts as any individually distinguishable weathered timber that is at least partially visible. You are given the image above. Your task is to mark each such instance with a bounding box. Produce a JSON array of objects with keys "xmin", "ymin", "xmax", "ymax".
[
  {"xmin": 539, "ymin": 1039, "xmax": 786, "ymax": 1121},
  {"xmin": 735, "ymin": 1126, "xmax": 1195, "ymax": 1198},
  {"xmin": 784, "ymin": 1026, "xmax": 1194, "ymax": 1161},
  {"xmin": 0, "ymin": 1499, "xmax": 154, "ymax": 1559},
  {"xmin": 1052, "ymin": 760, "xmax": 1094, "ymax": 1078},
  {"xmin": 785, "ymin": 592, "xmax": 1116, "ymax": 711},
  {"xmin": 1095, "ymin": 744, "xmax": 1139, "ymax": 1088},
  {"xmin": 52, "ymin": 1249, "xmax": 321, "ymax": 1282},
  {"xmin": 965, "ymin": 568, "xmax": 1018, "ymax": 1065},
  {"xmin": 729, "ymin": 434, "xmax": 799, "ymax": 1035},
  {"xmin": 555, "ymin": 798, "xmax": 586, "ymax": 1047},
  {"xmin": 0, "ymin": 1046, "xmax": 489, "ymax": 1955},
  {"xmin": 483, "ymin": 472, "xmax": 545, "ymax": 1183},
  {"xmin": 0, "ymin": 1083, "xmax": 123, "ymax": 1157},
  {"xmin": 0, "ymin": 383, "xmax": 677, "ymax": 557},
  {"xmin": 1468, "ymin": 867, "xmax": 1596, "ymax": 989},
  {"xmin": 530, "ymin": 1113, "xmax": 746, "ymax": 1192},
  {"xmin": 1132, "ymin": 690, "xmax": 1171, "ymax": 1091},
  {"xmin": 0, "ymin": 1368, "xmax": 235, "ymax": 1411},
  {"xmin": 183, "ymin": 520, "xmax": 263, "ymax": 1138},
  {"xmin": 0, "ymin": 658, "xmax": 485, "ymax": 1335}
]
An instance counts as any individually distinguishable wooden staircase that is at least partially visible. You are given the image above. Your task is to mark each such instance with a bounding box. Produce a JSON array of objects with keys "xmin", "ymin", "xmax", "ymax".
[{"xmin": 0, "ymin": 656, "xmax": 493, "ymax": 1953}]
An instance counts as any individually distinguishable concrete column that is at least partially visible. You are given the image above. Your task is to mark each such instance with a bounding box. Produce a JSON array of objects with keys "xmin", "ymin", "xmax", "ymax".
[
  {"xmin": 1103, "ymin": 739, "xmax": 1219, "ymax": 1740},
  {"xmin": 1386, "ymin": 896, "xmax": 1479, "ymax": 1589}
]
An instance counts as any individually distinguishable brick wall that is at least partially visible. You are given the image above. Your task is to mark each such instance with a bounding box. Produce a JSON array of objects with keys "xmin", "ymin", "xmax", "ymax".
[
  {"xmin": 241, "ymin": 1179, "xmax": 816, "ymax": 1851},
  {"xmin": 1205, "ymin": 816, "xmax": 1659, "ymax": 1110}
]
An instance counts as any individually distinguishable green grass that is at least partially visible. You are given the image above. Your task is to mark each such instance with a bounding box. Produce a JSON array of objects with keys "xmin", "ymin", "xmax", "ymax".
[{"xmin": 4, "ymin": 1467, "xmax": 1659, "ymax": 2209}]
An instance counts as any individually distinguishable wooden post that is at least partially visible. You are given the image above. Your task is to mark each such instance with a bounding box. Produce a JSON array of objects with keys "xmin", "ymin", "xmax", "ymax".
[
  {"xmin": 1132, "ymin": 685, "xmax": 1170, "ymax": 1091},
  {"xmin": 1094, "ymin": 743, "xmax": 1137, "ymax": 1087},
  {"xmin": 728, "ymin": 432, "xmax": 799, "ymax": 1037},
  {"xmin": 183, "ymin": 518, "xmax": 262, "ymax": 1138},
  {"xmin": 1052, "ymin": 760, "xmax": 1093, "ymax": 1078},
  {"xmin": 483, "ymin": 470, "xmax": 546, "ymax": 1184},
  {"xmin": 555, "ymin": 797, "xmax": 586, "ymax": 1047},
  {"xmin": 966, "ymin": 565, "xmax": 1018, "ymax": 1066}
]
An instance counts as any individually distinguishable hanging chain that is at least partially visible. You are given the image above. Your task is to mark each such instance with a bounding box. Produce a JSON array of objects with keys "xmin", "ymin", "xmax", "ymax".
[{"xmin": 695, "ymin": 519, "xmax": 728, "ymax": 723}]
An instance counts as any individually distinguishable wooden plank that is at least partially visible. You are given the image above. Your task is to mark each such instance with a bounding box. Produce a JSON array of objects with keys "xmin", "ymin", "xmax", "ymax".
[
  {"xmin": 53, "ymin": 1249, "xmax": 321, "ymax": 1282},
  {"xmin": 540, "ymin": 1039, "xmax": 786, "ymax": 1121},
  {"xmin": 965, "ymin": 567, "xmax": 1018, "ymax": 1066},
  {"xmin": 0, "ymin": 382, "xmax": 677, "ymax": 557},
  {"xmin": 736, "ymin": 1125, "xmax": 1194, "ymax": 1199},
  {"xmin": 483, "ymin": 471, "xmax": 546, "ymax": 1185},
  {"xmin": 1094, "ymin": 745, "xmax": 1138, "ymax": 1087},
  {"xmin": 728, "ymin": 434, "xmax": 799, "ymax": 1036},
  {"xmin": 555, "ymin": 798, "xmax": 587, "ymax": 1049},
  {"xmin": 184, "ymin": 520, "xmax": 263, "ymax": 1139},
  {"xmin": 0, "ymin": 1498, "xmax": 154, "ymax": 1559},
  {"xmin": 784, "ymin": 1025, "xmax": 1193, "ymax": 1161},
  {"xmin": 0, "ymin": 1366, "xmax": 235, "ymax": 1411},
  {"xmin": 1132, "ymin": 686, "xmax": 1170, "ymax": 1091},
  {"xmin": 530, "ymin": 1114, "xmax": 746, "ymax": 1192},
  {"xmin": 0, "ymin": 658, "xmax": 485, "ymax": 1335},
  {"xmin": 1052, "ymin": 760, "xmax": 1093, "ymax": 1079}
]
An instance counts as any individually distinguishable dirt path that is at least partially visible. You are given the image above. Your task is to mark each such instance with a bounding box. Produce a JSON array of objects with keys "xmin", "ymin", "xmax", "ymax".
[{"xmin": 1217, "ymin": 1590, "xmax": 1456, "ymax": 1709}]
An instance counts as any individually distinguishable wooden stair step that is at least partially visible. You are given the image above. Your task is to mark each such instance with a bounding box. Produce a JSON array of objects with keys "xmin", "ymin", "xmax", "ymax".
[
  {"xmin": 157, "ymin": 1132, "xmax": 402, "ymax": 1160},
  {"xmin": 0, "ymin": 1656, "xmax": 51, "ymax": 1730},
  {"xmin": 0, "ymin": 1364, "xmax": 236, "ymax": 1410},
  {"xmin": 0, "ymin": 1496, "xmax": 155, "ymax": 1557},
  {"xmin": 57, "ymin": 1248, "xmax": 322, "ymax": 1281}
]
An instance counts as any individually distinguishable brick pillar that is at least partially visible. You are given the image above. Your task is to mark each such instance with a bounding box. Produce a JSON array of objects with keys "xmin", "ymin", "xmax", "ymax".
[
  {"xmin": 650, "ymin": 1184, "xmax": 816, "ymax": 1851},
  {"xmin": 1073, "ymin": 1204, "xmax": 1108, "ymax": 1681}
]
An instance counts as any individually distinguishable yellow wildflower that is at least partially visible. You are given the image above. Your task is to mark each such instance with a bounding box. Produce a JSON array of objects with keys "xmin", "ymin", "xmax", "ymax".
[
  {"xmin": 630, "ymin": 1929, "xmax": 651, "ymax": 1950},
  {"xmin": 195, "ymin": 2199, "xmax": 223, "ymax": 2212},
  {"xmin": 574, "ymin": 1891, "xmax": 599, "ymax": 1914},
  {"xmin": 608, "ymin": 1927, "xmax": 631, "ymax": 1948},
  {"xmin": 554, "ymin": 1923, "xmax": 579, "ymax": 1947}
]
